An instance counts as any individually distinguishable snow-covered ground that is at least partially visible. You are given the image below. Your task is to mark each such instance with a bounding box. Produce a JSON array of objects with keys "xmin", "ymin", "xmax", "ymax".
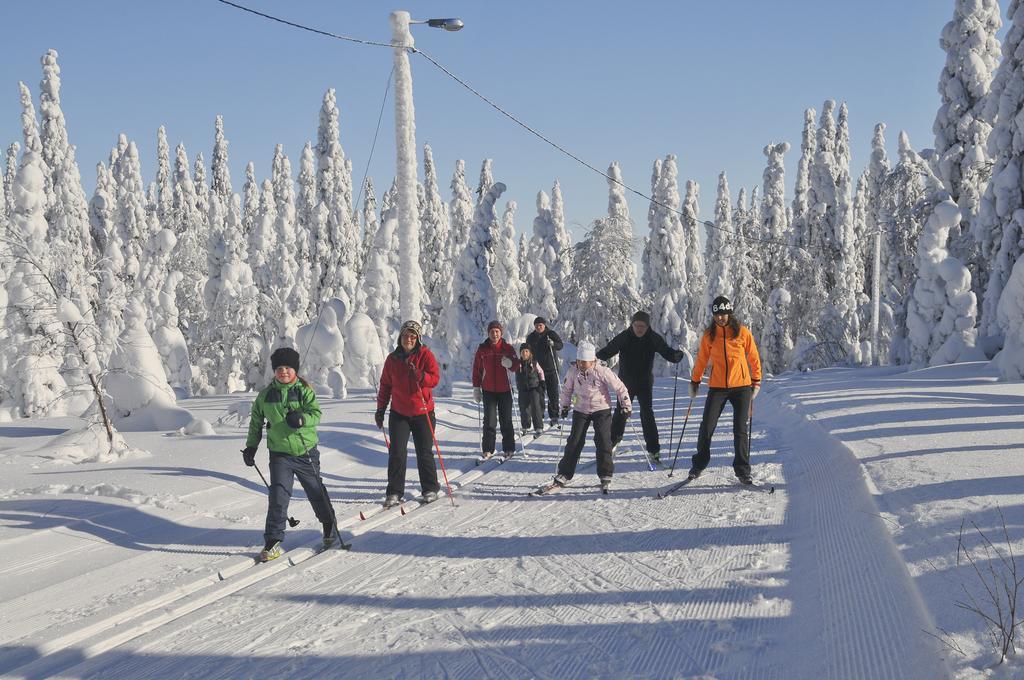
[{"xmin": 0, "ymin": 364, "xmax": 1021, "ymax": 679}]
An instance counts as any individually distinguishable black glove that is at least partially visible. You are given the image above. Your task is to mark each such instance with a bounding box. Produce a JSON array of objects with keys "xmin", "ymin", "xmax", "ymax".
[
  {"xmin": 285, "ymin": 410, "xmax": 304, "ymax": 429},
  {"xmin": 375, "ymin": 409, "xmax": 386, "ymax": 429},
  {"xmin": 241, "ymin": 446, "xmax": 257, "ymax": 467},
  {"xmin": 560, "ymin": 407, "xmax": 569, "ymax": 419},
  {"xmin": 672, "ymin": 349, "xmax": 686, "ymax": 363}
]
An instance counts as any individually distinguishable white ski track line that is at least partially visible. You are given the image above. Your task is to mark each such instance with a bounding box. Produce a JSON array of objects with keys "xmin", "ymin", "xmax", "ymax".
[{"xmin": 2, "ymin": 439, "xmax": 523, "ymax": 679}]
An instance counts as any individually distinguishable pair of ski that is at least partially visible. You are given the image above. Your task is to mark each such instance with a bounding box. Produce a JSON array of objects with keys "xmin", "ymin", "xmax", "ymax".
[
  {"xmin": 475, "ymin": 450, "xmax": 517, "ymax": 466},
  {"xmin": 656, "ymin": 475, "xmax": 775, "ymax": 498},
  {"xmin": 530, "ymin": 479, "xmax": 612, "ymax": 496}
]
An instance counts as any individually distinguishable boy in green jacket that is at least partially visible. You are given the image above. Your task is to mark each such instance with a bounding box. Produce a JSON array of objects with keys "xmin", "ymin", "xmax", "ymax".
[{"xmin": 243, "ymin": 347, "xmax": 338, "ymax": 561}]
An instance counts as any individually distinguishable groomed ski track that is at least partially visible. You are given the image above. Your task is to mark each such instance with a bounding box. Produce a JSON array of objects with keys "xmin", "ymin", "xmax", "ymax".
[{"xmin": 0, "ymin": 382, "xmax": 947, "ymax": 679}]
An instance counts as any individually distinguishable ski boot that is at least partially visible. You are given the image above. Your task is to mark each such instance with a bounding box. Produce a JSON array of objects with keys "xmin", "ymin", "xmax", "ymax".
[{"xmin": 259, "ymin": 540, "xmax": 283, "ymax": 563}]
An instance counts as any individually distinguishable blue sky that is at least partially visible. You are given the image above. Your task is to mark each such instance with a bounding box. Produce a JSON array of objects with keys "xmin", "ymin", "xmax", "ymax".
[{"xmin": 1, "ymin": 1, "xmax": 986, "ymax": 244}]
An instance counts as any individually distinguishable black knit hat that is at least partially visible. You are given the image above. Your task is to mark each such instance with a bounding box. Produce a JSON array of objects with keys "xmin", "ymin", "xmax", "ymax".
[
  {"xmin": 533, "ymin": 317, "xmax": 547, "ymax": 326},
  {"xmin": 520, "ymin": 343, "xmax": 530, "ymax": 351},
  {"xmin": 631, "ymin": 310, "xmax": 651, "ymax": 325},
  {"xmin": 271, "ymin": 347, "xmax": 300, "ymax": 373},
  {"xmin": 711, "ymin": 296, "xmax": 734, "ymax": 315}
]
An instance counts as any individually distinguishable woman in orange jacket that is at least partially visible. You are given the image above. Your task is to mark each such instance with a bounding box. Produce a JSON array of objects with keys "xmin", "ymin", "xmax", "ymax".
[{"xmin": 687, "ymin": 296, "xmax": 762, "ymax": 484}]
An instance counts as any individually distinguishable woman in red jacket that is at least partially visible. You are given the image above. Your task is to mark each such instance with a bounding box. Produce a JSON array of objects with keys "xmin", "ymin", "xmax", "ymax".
[
  {"xmin": 375, "ymin": 320, "xmax": 442, "ymax": 507},
  {"xmin": 471, "ymin": 320, "xmax": 521, "ymax": 459}
]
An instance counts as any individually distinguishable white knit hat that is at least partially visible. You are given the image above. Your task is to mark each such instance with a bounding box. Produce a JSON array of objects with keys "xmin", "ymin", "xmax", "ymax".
[{"xmin": 577, "ymin": 341, "xmax": 596, "ymax": 362}]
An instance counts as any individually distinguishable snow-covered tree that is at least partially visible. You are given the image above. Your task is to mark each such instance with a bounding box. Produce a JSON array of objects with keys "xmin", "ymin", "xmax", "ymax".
[
  {"xmin": 494, "ymin": 199, "xmax": 526, "ymax": 325},
  {"xmin": 357, "ymin": 177, "xmax": 379, "ymax": 299},
  {"xmin": 862, "ymin": 124, "xmax": 891, "ymax": 300},
  {"xmin": 3, "ymin": 142, "xmax": 18, "ymax": 218},
  {"xmin": 440, "ymin": 181, "xmax": 505, "ymax": 377},
  {"xmin": 976, "ymin": 0, "xmax": 1024, "ymax": 346},
  {"xmin": 4, "ymin": 147, "xmax": 68, "ymax": 416},
  {"xmin": 154, "ymin": 126, "xmax": 173, "ymax": 226},
  {"xmin": 420, "ymin": 144, "xmax": 451, "ymax": 333},
  {"xmin": 210, "ymin": 115, "xmax": 232, "ymax": 203},
  {"xmin": 269, "ymin": 145, "xmax": 304, "ymax": 345},
  {"xmin": 879, "ymin": 132, "xmax": 931, "ymax": 364},
  {"xmin": 361, "ymin": 216, "xmax": 401, "ymax": 355},
  {"xmin": 642, "ymin": 158, "xmax": 663, "ymax": 298},
  {"xmin": 705, "ymin": 171, "xmax": 736, "ymax": 318},
  {"xmin": 242, "ymin": 161, "xmax": 259, "ymax": 240},
  {"xmin": 934, "ymin": 0, "xmax": 1002, "ymax": 255},
  {"xmin": 209, "ymin": 194, "xmax": 263, "ymax": 392},
  {"xmin": 791, "ymin": 108, "xmax": 817, "ymax": 249},
  {"xmin": 475, "ymin": 158, "xmax": 494, "ymax": 209},
  {"xmin": 680, "ymin": 179, "xmax": 706, "ymax": 329},
  {"xmin": 448, "ymin": 159, "xmax": 473, "ymax": 263},
  {"xmin": 317, "ymin": 88, "xmax": 358, "ymax": 308},
  {"xmin": 88, "ymin": 162, "xmax": 126, "ymax": 363},
  {"xmin": 906, "ymin": 198, "xmax": 979, "ymax": 365},
  {"xmin": 167, "ymin": 143, "xmax": 208, "ymax": 357},
  {"xmin": 642, "ymin": 154, "xmax": 693, "ymax": 361},
  {"xmin": 562, "ymin": 163, "xmax": 642, "ymax": 348},
  {"xmin": 111, "ymin": 136, "xmax": 147, "ymax": 292},
  {"xmin": 819, "ymin": 131, "xmax": 864, "ymax": 365},
  {"xmin": 996, "ymin": 253, "xmax": 1024, "ymax": 379},
  {"xmin": 193, "ymin": 151, "xmax": 210, "ymax": 224},
  {"xmin": 761, "ymin": 142, "xmax": 791, "ymax": 296},
  {"xmin": 762, "ymin": 288, "xmax": 794, "ymax": 374},
  {"xmin": 297, "ymin": 142, "xmax": 327, "ymax": 319}
]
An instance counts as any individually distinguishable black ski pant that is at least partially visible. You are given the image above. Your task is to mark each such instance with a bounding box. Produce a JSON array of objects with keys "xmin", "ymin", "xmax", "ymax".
[
  {"xmin": 540, "ymin": 361, "xmax": 560, "ymax": 420},
  {"xmin": 691, "ymin": 386, "xmax": 753, "ymax": 477},
  {"xmin": 557, "ymin": 408, "xmax": 614, "ymax": 481},
  {"xmin": 265, "ymin": 447, "xmax": 334, "ymax": 544},
  {"xmin": 611, "ymin": 380, "xmax": 659, "ymax": 453},
  {"xmin": 519, "ymin": 387, "xmax": 544, "ymax": 431},
  {"xmin": 482, "ymin": 389, "xmax": 515, "ymax": 454},
  {"xmin": 386, "ymin": 411, "xmax": 440, "ymax": 498}
]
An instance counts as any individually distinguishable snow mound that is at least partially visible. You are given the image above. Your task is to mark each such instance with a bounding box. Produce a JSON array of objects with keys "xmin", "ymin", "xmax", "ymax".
[
  {"xmin": 173, "ymin": 418, "xmax": 215, "ymax": 436},
  {"xmin": 2, "ymin": 482, "xmax": 171, "ymax": 508},
  {"xmin": 296, "ymin": 301, "xmax": 347, "ymax": 398},
  {"xmin": 40, "ymin": 422, "xmax": 146, "ymax": 464},
  {"xmin": 105, "ymin": 299, "xmax": 194, "ymax": 431}
]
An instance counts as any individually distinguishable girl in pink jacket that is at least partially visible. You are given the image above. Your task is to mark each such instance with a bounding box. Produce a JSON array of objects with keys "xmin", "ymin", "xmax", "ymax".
[{"xmin": 552, "ymin": 341, "xmax": 630, "ymax": 492}]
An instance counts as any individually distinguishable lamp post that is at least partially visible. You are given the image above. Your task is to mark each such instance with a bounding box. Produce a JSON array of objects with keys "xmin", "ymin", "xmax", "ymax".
[{"xmin": 390, "ymin": 11, "xmax": 462, "ymax": 326}]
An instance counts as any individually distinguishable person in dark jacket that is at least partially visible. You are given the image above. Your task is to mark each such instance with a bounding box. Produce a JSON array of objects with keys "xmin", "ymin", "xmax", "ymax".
[
  {"xmin": 525, "ymin": 317, "xmax": 564, "ymax": 426},
  {"xmin": 471, "ymin": 320, "xmax": 521, "ymax": 458},
  {"xmin": 596, "ymin": 310, "xmax": 686, "ymax": 460},
  {"xmin": 243, "ymin": 346, "xmax": 337, "ymax": 562},
  {"xmin": 375, "ymin": 320, "xmax": 442, "ymax": 507},
  {"xmin": 515, "ymin": 343, "xmax": 546, "ymax": 437}
]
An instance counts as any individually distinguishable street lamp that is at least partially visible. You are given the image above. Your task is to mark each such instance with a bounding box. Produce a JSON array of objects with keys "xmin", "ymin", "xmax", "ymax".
[{"xmin": 390, "ymin": 10, "xmax": 462, "ymax": 327}]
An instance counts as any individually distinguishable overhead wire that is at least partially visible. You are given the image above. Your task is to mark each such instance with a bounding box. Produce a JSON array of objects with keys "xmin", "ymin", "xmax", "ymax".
[{"xmin": 214, "ymin": 0, "xmax": 872, "ymax": 256}]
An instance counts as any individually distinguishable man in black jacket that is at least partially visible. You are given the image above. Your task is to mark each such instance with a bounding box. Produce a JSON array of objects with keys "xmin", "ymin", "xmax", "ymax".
[
  {"xmin": 525, "ymin": 317, "xmax": 564, "ymax": 427},
  {"xmin": 596, "ymin": 310, "xmax": 686, "ymax": 459}
]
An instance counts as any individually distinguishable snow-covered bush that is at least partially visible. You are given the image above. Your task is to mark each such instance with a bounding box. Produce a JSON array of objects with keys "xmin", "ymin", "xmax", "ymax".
[{"xmin": 906, "ymin": 198, "xmax": 982, "ymax": 366}]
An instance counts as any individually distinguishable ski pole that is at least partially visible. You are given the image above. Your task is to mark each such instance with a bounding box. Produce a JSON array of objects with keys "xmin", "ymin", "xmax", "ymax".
[
  {"xmin": 627, "ymin": 414, "xmax": 655, "ymax": 471},
  {"xmin": 415, "ymin": 388, "xmax": 455, "ymax": 507},
  {"xmin": 668, "ymin": 361, "xmax": 680, "ymax": 457},
  {"xmin": 748, "ymin": 400, "xmax": 754, "ymax": 463},
  {"xmin": 668, "ymin": 398, "xmax": 694, "ymax": 477},
  {"xmin": 507, "ymin": 369, "xmax": 528, "ymax": 458},
  {"xmin": 253, "ymin": 462, "xmax": 299, "ymax": 527}
]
